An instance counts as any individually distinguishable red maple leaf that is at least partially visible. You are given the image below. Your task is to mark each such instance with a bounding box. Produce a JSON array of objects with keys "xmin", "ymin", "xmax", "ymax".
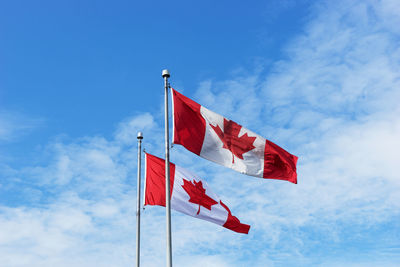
[
  {"xmin": 181, "ymin": 178, "xmax": 218, "ymax": 215},
  {"xmin": 210, "ymin": 119, "xmax": 257, "ymax": 163}
]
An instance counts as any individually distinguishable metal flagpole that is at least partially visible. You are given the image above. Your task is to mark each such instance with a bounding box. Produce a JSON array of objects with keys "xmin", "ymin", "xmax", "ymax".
[
  {"xmin": 136, "ymin": 132, "xmax": 143, "ymax": 267},
  {"xmin": 162, "ymin": 69, "xmax": 173, "ymax": 267}
]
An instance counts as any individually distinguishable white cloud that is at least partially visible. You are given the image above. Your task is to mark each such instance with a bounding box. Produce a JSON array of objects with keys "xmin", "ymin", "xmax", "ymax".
[
  {"xmin": 0, "ymin": 111, "xmax": 42, "ymax": 142},
  {"xmin": 114, "ymin": 113, "xmax": 156, "ymax": 145}
]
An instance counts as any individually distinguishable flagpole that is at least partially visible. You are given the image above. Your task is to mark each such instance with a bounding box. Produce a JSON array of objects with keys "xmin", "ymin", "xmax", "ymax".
[
  {"xmin": 162, "ymin": 69, "xmax": 173, "ymax": 267},
  {"xmin": 136, "ymin": 131, "xmax": 143, "ymax": 267}
]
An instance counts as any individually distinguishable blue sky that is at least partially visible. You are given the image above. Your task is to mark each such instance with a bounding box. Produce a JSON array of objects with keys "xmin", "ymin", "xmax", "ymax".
[{"xmin": 1, "ymin": 0, "xmax": 400, "ymax": 266}]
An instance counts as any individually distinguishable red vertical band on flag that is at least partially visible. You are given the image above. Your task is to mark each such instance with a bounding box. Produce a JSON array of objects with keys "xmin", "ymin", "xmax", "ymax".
[
  {"xmin": 172, "ymin": 88, "xmax": 206, "ymax": 155},
  {"xmin": 263, "ymin": 140, "xmax": 298, "ymax": 184},
  {"xmin": 220, "ymin": 201, "xmax": 250, "ymax": 234},
  {"xmin": 144, "ymin": 153, "xmax": 176, "ymax": 206}
]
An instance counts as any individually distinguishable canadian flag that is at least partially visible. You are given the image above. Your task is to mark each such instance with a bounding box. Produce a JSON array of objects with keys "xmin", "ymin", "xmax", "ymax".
[
  {"xmin": 171, "ymin": 88, "xmax": 298, "ymax": 184},
  {"xmin": 144, "ymin": 153, "xmax": 250, "ymax": 234}
]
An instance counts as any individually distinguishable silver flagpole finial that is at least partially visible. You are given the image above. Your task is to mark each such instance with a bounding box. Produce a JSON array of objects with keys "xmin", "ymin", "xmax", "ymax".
[
  {"xmin": 162, "ymin": 69, "xmax": 170, "ymax": 78},
  {"xmin": 137, "ymin": 131, "xmax": 143, "ymax": 140}
]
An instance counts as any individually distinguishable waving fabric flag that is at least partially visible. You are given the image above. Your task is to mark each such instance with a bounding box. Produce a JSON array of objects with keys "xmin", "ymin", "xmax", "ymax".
[
  {"xmin": 171, "ymin": 88, "xmax": 298, "ymax": 184},
  {"xmin": 144, "ymin": 153, "xmax": 250, "ymax": 234}
]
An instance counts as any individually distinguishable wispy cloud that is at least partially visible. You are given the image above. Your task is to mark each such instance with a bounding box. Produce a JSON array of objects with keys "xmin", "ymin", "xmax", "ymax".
[{"xmin": 0, "ymin": 110, "xmax": 42, "ymax": 143}]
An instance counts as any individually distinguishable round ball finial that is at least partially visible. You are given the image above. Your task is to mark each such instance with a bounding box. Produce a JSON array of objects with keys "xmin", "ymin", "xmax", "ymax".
[
  {"xmin": 137, "ymin": 132, "xmax": 143, "ymax": 140},
  {"xmin": 162, "ymin": 69, "xmax": 170, "ymax": 78}
]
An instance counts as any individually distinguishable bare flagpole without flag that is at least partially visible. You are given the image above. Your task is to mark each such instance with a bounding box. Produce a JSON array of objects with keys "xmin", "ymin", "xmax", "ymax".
[
  {"xmin": 136, "ymin": 132, "xmax": 143, "ymax": 267},
  {"xmin": 162, "ymin": 69, "xmax": 173, "ymax": 267}
]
